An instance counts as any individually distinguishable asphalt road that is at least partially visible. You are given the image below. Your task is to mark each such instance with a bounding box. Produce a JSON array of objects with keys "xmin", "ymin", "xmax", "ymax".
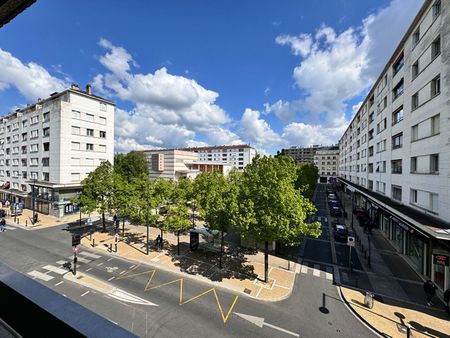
[{"xmin": 0, "ymin": 186, "xmax": 374, "ymax": 337}]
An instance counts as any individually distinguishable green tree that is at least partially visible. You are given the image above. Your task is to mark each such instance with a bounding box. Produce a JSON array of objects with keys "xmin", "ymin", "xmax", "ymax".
[
  {"xmin": 231, "ymin": 155, "xmax": 321, "ymax": 282},
  {"xmin": 295, "ymin": 162, "xmax": 319, "ymax": 200},
  {"xmin": 194, "ymin": 171, "xmax": 237, "ymax": 269},
  {"xmin": 114, "ymin": 151, "xmax": 149, "ymax": 182},
  {"xmin": 79, "ymin": 161, "xmax": 114, "ymax": 231},
  {"xmin": 111, "ymin": 171, "xmax": 137, "ymax": 234},
  {"xmin": 160, "ymin": 204, "xmax": 191, "ymax": 256}
]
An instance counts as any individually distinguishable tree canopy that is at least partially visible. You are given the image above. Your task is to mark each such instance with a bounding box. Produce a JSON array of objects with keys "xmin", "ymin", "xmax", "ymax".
[
  {"xmin": 295, "ymin": 161, "xmax": 320, "ymax": 200},
  {"xmin": 114, "ymin": 151, "xmax": 149, "ymax": 182}
]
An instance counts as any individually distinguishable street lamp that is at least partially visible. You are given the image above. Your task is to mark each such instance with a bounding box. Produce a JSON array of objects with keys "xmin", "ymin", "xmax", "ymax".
[
  {"xmin": 31, "ymin": 177, "xmax": 37, "ymax": 224},
  {"xmin": 145, "ymin": 203, "xmax": 149, "ymax": 255}
]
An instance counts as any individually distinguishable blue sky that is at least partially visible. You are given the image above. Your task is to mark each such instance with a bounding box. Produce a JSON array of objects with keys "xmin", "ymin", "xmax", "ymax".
[{"xmin": 0, "ymin": 0, "xmax": 423, "ymax": 154}]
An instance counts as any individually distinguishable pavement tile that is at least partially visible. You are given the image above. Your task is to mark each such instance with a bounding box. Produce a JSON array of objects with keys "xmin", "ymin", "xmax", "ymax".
[
  {"xmin": 269, "ymin": 267, "xmax": 295, "ymax": 289},
  {"xmin": 341, "ymin": 287, "xmax": 450, "ymax": 338},
  {"xmin": 257, "ymin": 285, "xmax": 290, "ymax": 300}
]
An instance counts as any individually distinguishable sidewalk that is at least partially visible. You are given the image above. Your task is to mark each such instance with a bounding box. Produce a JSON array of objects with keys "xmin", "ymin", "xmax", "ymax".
[
  {"xmin": 78, "ymin": 222, "xmax": 298, "ymax": 302},
  {"xmin": 335, "ymin": 190, "xmax": 450, "ymax": 337},
  {"xmin": 2, "ymin": 207, "xmax": 99, "ymax": 230}
]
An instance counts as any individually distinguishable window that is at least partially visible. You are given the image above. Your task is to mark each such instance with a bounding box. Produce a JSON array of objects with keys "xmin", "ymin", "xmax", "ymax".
[
  {"xmin": 71, "ymin": 126, "xmax": 80, "ymax": 135},
  {"xmin": 376, "ymin": 140, "xmax": 386, "ymax": 153},
  {"xmin": 410, "ymin": 189, "xmax": 439, "ymax": 213},
  {"xmin": 393, "ymin": 53, "xmax": 404, "ymax": 75},
  {"xmin": 30, "ymin": 158, "xmax": 38, "ymax": 166},
  {"xmin": 369, "ymin": 113, "xmax": 374, "ymax": 123},
  {"xmin": 432, "ymin": 35, "xmax": 441, "ymax": 58},
  {"xmin": 85, "ymin": 114, "xmax": 94, "ymax": 122},
  {"xmin": 391, "ymin": 159, "xmax": 402, "ymax": 174},
  {"xmin": 86, "ymin": 143, "xmax": 94, "ymax": 151},
  {"xmin": 392, "ymin": 106, "xmax": 404, "ymax": 125},
  {"xmin": 376, "ymin": 181, "xmax": 386, "ymax": 194},
  {"xmin": 30, "ymin": 172, "xmax": 38, "ymax": 180},
  {"xmin": 430, "ymin": 154, "xmax": 439, "ymax": 173},
  {"xmin": 412, "ymin": 61, "xmax": 419, "ymax": 79},
  {"xmin": 432, "ymin": 0, "xmax": 441, "ymax": 18},
  {"xmin": 99, "ymin": 117, "xmax": 106, "ymax": 125},
  {"xmin": 392, "ymin": 186, "xmax": 402, "ymax": 201},
  {"xmin": 71, "ymin": 142, "xmax": 80, "ymax": 150},
  {"xmin": 412, "ymin": 28, "xmax": 420, "ymax": 46},
  {"xmin": 30, "ymin": 130, "xmax": 38, "ymax": 139},
  {"xmin": 42, "ymin": 158, "xmax": 49, "ymax": 167},
  {"xmin": 392, "ymin": 133, "xmax": 403, "ymax": 149},
  {"xmin": 43, "ymin": 112, "xmax": 50, "ymax": 122},
  {"xmin": 99, "ymin": 131, "xmax": 106, "ymax": 138},
  {"xmin": 43, "ymin": 127, "xmax": 50, "ymax": 137},
  {"xmin": 72, "ymin": 157, "xmax": 80, "ymax": 165},
  {"xmin": 21, "ymin": 145, "xmax": 27, "ymax": 154},
  {"xmin": 411, "ymin": 114, "xmax": 440, "ymax": 141},
  {"xmin": 376, "ymin": 161, "xmax": 386, "ymax": 173},
  {"xmin": 377, "ymin": 118, "xmax": 387, "ymax": 133},
  {"xmin": 411, "ymin": 93, "xmax": 419, "ymax": 110},
  {"xmin": 71, "ymin": 173, "xmax": 80, "ymax": 182},
  {"xmin": 21, "ymin": 159, "xmax": 27, "ymax": 167},
  {"xmin": 21, "ymin": 132, "xmax": 27, "ymax": 141},
  {"xmin": 431, "ymin": 75, "xmax": 440, "ymax": 97},
  {"xmin": 31, "ymin": 116, "xmax": 39, "ymax": 124},
  {"xmin": 369, "ymin": 146, "xmax": 374, "ymax": 157},
  {"xmin": 86, "ymin": 128, "xmax": 94, "ymax": 137},
  {"xmin": 368, "ymin": 129, "xmax": 374, "ymax": 140},
  {"xmin": 383, "ymin": 96, "xmax": 387, "ymax": 109},
  {"xmin": 98, "ymin": 145, "xmax": 106, "ymax": 153},
  {"xmin": 72, "ymin": 110, "xmax": 80, "ymax": 119},
  {"xmin": 85, "ymin": 158, "xmax": 94, "ymax": 166},
  {"xmin": 21, "ymin": 171, "xmax": 27, "ymax": 179},
  {"xmin": 42, "ymin": 172, "xmax": 49, "ymax": 182},
  {"xmin": 392, "ymin": 79, "xmax": 404, "ymax": 100},
  {"xmin": 43, "ymin": 142, "xmax": 50, "ymax": 151},
  {"xmin": 22, "ymin": 120, "xmax": 27, "ymax": 128},
  {"xmin": 368, "ymin": 163, "xmax": 373, "ymax": 173},
  {"xmin": 30, "ymin": 144, "xmax": 39, "ymax": 153}
]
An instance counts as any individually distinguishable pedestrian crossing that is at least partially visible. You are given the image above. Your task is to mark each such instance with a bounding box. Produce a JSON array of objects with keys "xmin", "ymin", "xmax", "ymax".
[
  {"xmin": 298, "ymin": 262, "xmax": 333, "ymax": 281},
  {"xmin": 27, "ymin": 250, "xmax": 103, "ymax": 282}
]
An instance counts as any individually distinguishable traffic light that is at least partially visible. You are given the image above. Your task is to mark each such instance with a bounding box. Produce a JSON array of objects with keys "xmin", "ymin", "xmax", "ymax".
[{"xmin": 72, "ymin": 234, "xmax": 81, "ymax": 247}]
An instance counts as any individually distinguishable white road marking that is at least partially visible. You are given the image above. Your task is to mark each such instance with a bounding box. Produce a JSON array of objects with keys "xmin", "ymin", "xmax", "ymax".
[
  {"xmin": 234, "ymin": 313, "xmax": 299, "ymax": 337},
  {"xmin": 85, "ymin": 268, "xmax": 93, "ymax": 272},
  {"xmin": 27, "ymin": 270, "xmax": 54, "ymax": 281},
  {"xmin": 119, "ymin": 270, "xmax": 126, "ymax": 275},
  {"xmin": 97, "ymin": 262, "xmax": 104, "ymax": 266},
  {"xmin": 55, "ymin": 281, "xmax": 64, "ymax": 286},
  {"xmin": 129, "ymin": 264, "xmax": 136, "ymax": 269},
  {"xmin": 5, "ymin": 226, "xmax": 15, "ymax": 230},
  {"xmin": 76, "ymin": 257, "xmax": 91, "ymax": 264},
  {"xmin": 313, "ymin": 265, "xmax": 321, "ymax": 277},
  {"xmin": 325, "ymin": 267, "xmax": 333, "ymax": 280},
  {"xmin": 300, "ymin": 264, "xmax": 308, "ymax": 274},
  {"xmin": 107, "ymin": 258, "xmax": 113, "ymax": 262},
  {"xmin": 81, "ymin": 291, "xmax": 90, "ymax": 297},
  {"xmin": 108, "ymin": 276, "xmax": 115, "ymax": 281},
  {"xmin": 43, "ymin": 265, "xmax": 67, "ymax": 275},
  {"xmin": 56, "ymin": 260, "xmax": 67, "ymax": 265},
  {"xmin": 79, "ymin": 251, "xmax": 101, "ymax": 259}
]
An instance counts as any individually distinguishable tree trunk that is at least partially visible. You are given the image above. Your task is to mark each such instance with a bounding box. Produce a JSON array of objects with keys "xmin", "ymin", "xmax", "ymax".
[
  {"xmin": 264, "ymin": 241, "xmax": 269, "ymax": 283},
  {"xmin": 102, "ymin": 212, "xmax": 106, "ymax": 231},
  {"xmin": 219, "ymin": 230, "xmax": 224, "ymax": 269},
  {"xmin": 177, "ymin": 230, "xmax": 180, "ymax": 256},
  {"xmin": 160, "ymin": 228, "xmax": 164, "ymax": 250}
]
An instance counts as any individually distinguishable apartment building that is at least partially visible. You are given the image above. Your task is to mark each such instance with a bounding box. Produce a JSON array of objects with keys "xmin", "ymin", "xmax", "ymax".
[
  {"xmin": 338, "ymin": 0, "xmax": 449, "ymax": 293},
  {"xmin": 178, "ymin": 144, "xmax": 256, "ymax": 170},
  {"xmin": 313, "ymin": 146, "xmax": 339, "ymax": 183},
  {"xmin": 0, "ymin": 84, "xmax": 115, "ymax": 217},
  {"xmin": 280, "ymin": 145, "xmax": 320, "ymax": 166},
  {"xmin": 143, "ymin": 149, "xmax": 233, "ymax": 180}
]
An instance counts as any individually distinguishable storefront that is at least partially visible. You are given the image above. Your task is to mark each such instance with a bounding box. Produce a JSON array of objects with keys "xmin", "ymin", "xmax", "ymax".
[{"xmin": 432, "ymin": 251, "xmax": 449, "ymax": 292}]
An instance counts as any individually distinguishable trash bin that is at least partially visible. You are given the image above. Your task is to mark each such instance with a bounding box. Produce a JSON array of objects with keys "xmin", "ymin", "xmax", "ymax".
[{"xmin": 364, "ymin": 292, "xmax": 374, "ymax": 309}]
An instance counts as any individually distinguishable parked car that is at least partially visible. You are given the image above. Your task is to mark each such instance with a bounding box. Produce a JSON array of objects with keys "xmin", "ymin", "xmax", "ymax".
[
  {"xmin": 333, "ymin": 224, "xmax": 348, "ymax": 241},
  {"xmin": 327, "ymin": 193, "xmax": 336, "ymax": 200},
  {"xmin": 330, "ymin": 206, "xmax": 342, "ymax": 217}
]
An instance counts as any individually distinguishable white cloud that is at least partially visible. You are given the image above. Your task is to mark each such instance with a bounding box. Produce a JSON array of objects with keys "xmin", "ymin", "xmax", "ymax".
[
  {"xmin": 0, "ymin": 49, "xmax": 68, "ymax": 101},
  {"xmin": 95, "ymin": 39, "xmax": 237, "ymax": 152},
  {"xmin": 281, "ymin": 123, "xmax": 345, "ymax": 147},
  {"xmin": 270, "ymin": 0, "xmax": 423, "ymax": 133}
]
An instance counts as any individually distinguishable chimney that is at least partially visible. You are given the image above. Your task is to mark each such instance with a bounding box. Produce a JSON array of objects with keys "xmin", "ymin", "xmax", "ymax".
[
  {"xmin": 85, "ymin": 84, "xmax": 92, "ymax": 95},
  {"xmin": 71, "ymin": 83, "xmax": 79, "ymax": 90}
]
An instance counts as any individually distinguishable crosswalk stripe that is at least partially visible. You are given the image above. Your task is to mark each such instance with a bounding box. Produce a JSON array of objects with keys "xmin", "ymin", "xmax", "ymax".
[
  {"xmin": 42, "ymin": 265, "xmax": 67, "ymax": 275},
  {"xmin": 325, "ymin": 266, "xmax": 333, "ymax": 280},
  {"xmin": 79, "ymin": 251, "xmax": 101, "ymax": 259},
  {"xmin": 28, "ymin": 270, "xmax": 54, "ymax": 281},
  {"xmin": 5, "ymin": 226, "xmax": 16, "ymax": 230},
  {"xmin": 313, "ymin": 264, "xmax": 321, "ymax": 277},
  {"xmin": 56, "ymin": 260, "xmax": 68, "ymax": 265},
  {"xmin": 77, "ymin": 257, "xmax": 92, "ymax": 263},
  {"xmin": 301, "ymin": 264, "xmax": 308, "ymax": 274}
]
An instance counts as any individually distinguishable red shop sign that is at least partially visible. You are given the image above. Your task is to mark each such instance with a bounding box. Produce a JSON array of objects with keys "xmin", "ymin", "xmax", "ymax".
[{"xmin": 433, "ymin": 254, "xmax": 449, "ymax": 266}]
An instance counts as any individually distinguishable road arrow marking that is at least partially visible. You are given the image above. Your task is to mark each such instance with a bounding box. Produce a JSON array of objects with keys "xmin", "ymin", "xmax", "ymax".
[{"xmin": 234, "ymin": 313, "xmax": 299, "ymax": 337}]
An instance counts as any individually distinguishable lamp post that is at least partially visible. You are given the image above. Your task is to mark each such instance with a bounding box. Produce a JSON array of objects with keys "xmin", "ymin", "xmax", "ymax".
[
  {"xmin": 146, "ymin": 203, "xmax": 149, "ymax": 255},
  {"xmin": 31, "ymin": 177, "xmax": 37, "ymax": 224},
  {"xmin": 351, "ymin": 191, "xmax": 354, "ymax": 230}
]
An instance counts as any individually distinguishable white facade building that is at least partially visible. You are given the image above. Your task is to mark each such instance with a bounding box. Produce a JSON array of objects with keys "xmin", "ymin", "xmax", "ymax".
[
  {"xmin": 143, "ymin": 149, "xmax": 233, "ymax": 180},
  {"xmin": 0, "ymin": 84, "xmax": 115, "ymax": 217},
  {"xmin": 179, "ymin": 145, "xmax": 256, "ymax": 170},
  {"xmin": 338, "ymin": 0, "xmax": 450, "ymax": 293},
  {"xmin": 313, "ymin": 146, "xmax": 339, "ymax": 183}
]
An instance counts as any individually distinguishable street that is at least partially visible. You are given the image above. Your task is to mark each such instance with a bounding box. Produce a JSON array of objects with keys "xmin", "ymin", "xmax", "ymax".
[{"xmin": 0, "ymin": 185, "xmax": 374, "ymax": 337}]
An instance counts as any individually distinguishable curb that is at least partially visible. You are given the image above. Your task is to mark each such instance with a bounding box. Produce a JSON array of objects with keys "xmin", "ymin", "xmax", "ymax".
[
  {"xmin": 79, "ymin": 242, "xmax": 296, "ymax": 303},
  {"xmin": 338, "ymin": 286, "xmax": 384, "ymax": 338}
]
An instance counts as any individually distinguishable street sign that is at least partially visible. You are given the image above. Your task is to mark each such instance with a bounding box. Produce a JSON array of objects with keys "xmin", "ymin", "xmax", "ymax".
[
  {"xmin": 72, "ymin": 246, "xmax": 79, "ymax": 253},
  {"xmin": 72, "ymin": 234, "xmax": 81, "ymax": 246},
  {"xmin": 347, "ymin": 236, "xmax": 355, "ymax": 247}
]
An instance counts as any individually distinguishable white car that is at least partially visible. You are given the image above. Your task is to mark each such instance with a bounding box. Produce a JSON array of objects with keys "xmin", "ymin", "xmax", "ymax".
[{"xmin": 327, "ymin": 193, "xmax": 336, "ymax": 200}]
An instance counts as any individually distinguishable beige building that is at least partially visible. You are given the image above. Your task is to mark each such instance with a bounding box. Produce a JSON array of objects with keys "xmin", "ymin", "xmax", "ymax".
[
  {"xmin": 313, "ymin": 146, "xmax": 339, "ymax": 183},
  {"xmin": 280, "ymin": 145, "xmax": 320, "ymax": 166},
  {"xmin": 143, "ymin": 149, "xmax": 233, "ymax": 180}
]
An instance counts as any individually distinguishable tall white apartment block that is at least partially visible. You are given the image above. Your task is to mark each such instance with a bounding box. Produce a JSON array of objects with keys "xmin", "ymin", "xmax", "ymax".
[
  {"xmin": 179, "ymin": 144, "xmax": 256, "ymax": 170},
  {"xmin": 0, "ymin": 84, "xmax": 115, "ymax": 217},
  {"xmin": 338, "ymin": 0, "xmax": 450, "ymax": 293},
  {"xmin": 313, "ymin": 146, "xmax": 339, "ymax": 183}
]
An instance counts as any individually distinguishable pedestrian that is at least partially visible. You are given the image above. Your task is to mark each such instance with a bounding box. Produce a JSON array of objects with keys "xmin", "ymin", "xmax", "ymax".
[
  {"xmin": 0, "ymin": 218, "xmax": 5, "ymax": 232},
  {"xmin": 444, "ymin": 288, "xmax": 450, "ymax": 314},
  {"xmin": 155, "ymin": 235, "xmax": 161, "ymax": 250},
  {"xmin": 423, "ymin": 279, "xmax": 437, "ymax": 306}
]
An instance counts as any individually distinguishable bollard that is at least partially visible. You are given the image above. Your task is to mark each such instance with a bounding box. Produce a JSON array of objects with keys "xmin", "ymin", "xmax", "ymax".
[
  {"xmin": 92, "ymin": 238, "xmax": 95, "ymax": 247},
  {"xmin": 25, "ymin": 220, "xmax": 27, "ymax": 227},
  {"xmin": 115, "ymin": 243, "xmax": 117, "ymax": 253},
  {"xmin": 406, "ymin": 325, "xmax": 411, "ymax": 338},
  {"xmin": 109, "ymin": 243, "xmax": 112, "ymax": 252}
]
